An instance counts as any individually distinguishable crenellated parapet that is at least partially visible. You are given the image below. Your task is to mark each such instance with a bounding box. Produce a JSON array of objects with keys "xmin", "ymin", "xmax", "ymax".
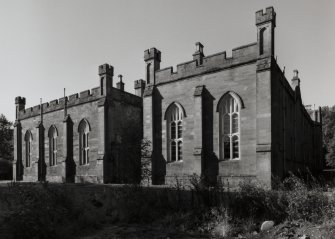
[
  {"xmin": 144, "ymin": 48, "xmax": 161, "ymax": 62},
  {"xmin": 16, "ymin": 60, "xmax": 142, "ymax": 120},
  {"xmin": 134, "ymin": 79, "xmax": 146, "ymax": 97},
  {"xmin": 98, "ymin": 63, "xmax": 114, "ymax": 76},
  {"xmin": 255, "ymin": 7, "xmax": 276, "ymax": 27},
  {"xmin": 154, "ymin": 42, "xmax": 257, "ymax": 85},
  {"xmin": 17, "ymin": 84, "xmax": 142, "ymax": 120},
  {"xmin": 17, "ymin": 86, "xmax": 102, "ymax": 120},
  {"xmin": 15, "ymin": 96, "xmax": 26, "ymax": 106}
]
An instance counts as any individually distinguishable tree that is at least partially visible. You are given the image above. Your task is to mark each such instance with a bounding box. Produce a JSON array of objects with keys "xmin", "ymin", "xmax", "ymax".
[
  {"xmin": 0, "ymin": 114, "xmax": 13, "ymax": 160},
  {"xmin": 321, "ymin": 106, "xmax": 335, "ymax": 167},
  {"xmin": 140, "ymin": 138, "xmax": 152, "ymax": 185}
]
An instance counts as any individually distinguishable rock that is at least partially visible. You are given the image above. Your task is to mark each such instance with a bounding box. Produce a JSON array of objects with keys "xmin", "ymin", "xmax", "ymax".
[
  {"xmin": 252, "ymin": 231, "xmax": 258, "ymax": 235},
  {"xmin": 260, "ymin": 220, "xmax": 274, "ymax": 231},
  {"xmin": 299, "ymin": 235, "xmax": 310, "ymax": 239},
  {"xmin": 211, "ymin": 222, "xmax": 230, "ymax": 238}
]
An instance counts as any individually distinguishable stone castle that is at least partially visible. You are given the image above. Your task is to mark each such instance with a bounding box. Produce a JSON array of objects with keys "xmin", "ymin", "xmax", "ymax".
[{"xmin": 13, "ymin": 7, "xmax": 323, "ymax": 187}]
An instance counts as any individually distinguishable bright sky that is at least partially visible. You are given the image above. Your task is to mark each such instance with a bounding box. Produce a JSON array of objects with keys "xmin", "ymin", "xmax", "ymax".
[{"xmin": 0, "ymin": 0, "xmax": 334, "ymax": 122}]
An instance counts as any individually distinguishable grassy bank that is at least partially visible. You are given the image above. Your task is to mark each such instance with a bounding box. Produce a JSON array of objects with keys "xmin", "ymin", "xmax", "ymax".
[{"xmin": 0, "ymin": 174, "xmax": 334, "ymax": 238}]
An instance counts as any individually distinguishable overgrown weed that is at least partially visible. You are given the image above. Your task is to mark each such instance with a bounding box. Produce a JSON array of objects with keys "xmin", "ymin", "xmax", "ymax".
[{"xmin": 1, "ymin": 172, "xmax": 335, "ymax": 238}]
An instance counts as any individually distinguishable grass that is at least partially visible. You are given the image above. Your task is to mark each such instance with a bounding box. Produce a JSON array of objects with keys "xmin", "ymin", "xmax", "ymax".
[{"xmin": 0, "ymin": 173, "xmax": 334, "ymax": 238}]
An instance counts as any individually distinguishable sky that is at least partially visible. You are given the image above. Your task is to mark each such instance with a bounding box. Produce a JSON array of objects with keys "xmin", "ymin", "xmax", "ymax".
[{"xmin": 0, "ymin": 0, "xmax": 334, "ymax": 122}]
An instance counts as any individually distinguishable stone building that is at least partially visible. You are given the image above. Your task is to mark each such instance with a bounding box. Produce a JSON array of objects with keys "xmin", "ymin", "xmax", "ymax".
[
  {"xmin": 13, "ymin": 6, "xmax": 323, "ymax": 187},
  {"xmin": 13, "ymin": 65, "xmax": 142, "ymax": 183},
  {"xmin": 142, "ymin": 7, "xmax": 323, "ymax": 187}
]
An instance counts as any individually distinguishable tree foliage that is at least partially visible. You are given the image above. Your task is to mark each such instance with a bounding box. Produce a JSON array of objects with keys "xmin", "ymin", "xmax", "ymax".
[
  {"xmin": 321, "ymin": 106, "xmax": 335, "ymax": 167},
  {"xmin": 0, "ymin": 114, "xmax": 13, "ymax": 160}
]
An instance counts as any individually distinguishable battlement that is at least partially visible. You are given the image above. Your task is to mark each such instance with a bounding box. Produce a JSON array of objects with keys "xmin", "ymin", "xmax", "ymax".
[
  {"xmin": 17, "ymin": 85, "xmax": 104, "ymax": 120},
  {"xmin": 256, "ymin": 7, "xmax": 276, "ymax": 26},
  {"xmin": 17, "ymin": 83, "xmax": 142, "ymax": 120},
  {"xmin": 99, "ymin": 63, "xmax": 114, "ymax": 76},
  {"xmin": 134, "ymin": 79, "xmax": 145, "ymax": 89},
  {"xmin": 155, "ymin": 42, "xmax": 257, "ymax": 85},
  {"xmin": 144, "ymin": 48, "xmax": 161, "ymax": 62},
  {"xmin": 15, "ymin": 96, "xmax": 26, "ymax": 105}
]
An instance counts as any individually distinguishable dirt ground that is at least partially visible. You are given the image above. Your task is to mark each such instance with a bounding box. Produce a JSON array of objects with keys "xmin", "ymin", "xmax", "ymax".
[
  {"xmin": 79, "ymin": 221, "xmax": 335, "ymax": 239},
  {"xmin": 79, "ymin": 224, "xmax": 209, "ymax": 239}
]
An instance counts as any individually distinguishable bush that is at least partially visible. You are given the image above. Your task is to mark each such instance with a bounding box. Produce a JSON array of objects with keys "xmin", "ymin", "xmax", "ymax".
[
  {"xmin": 283, "ymin": 175, "xmax": 333, "ymax": 223},
  {"xmin": 1, "ymin": 182, "xmax": 104, "ymax": 239},
  {"xmin": 232, "ymin": 180, "xmax": 287, "ymax": 222},
  {"xmin": 1, "ymin": 173, "xmax": 334, "ymax": 238}
]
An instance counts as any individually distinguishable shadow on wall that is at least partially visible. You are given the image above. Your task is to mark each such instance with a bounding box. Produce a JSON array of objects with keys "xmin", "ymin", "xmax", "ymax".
[
  {"xmin": 152, "ymin": 89, "xmax": 166, "ymax": 185},
  {"xmin": 109, "ymin": 116, "xmax": 143, "ymax": 184},
  {"xmin": 65, "ymin": 118, "xmax": 76, "ymax": 183},
  {"xmin": 202, "ymin": 88, "xmax": 219, "ymax": 185},
  {"xmin": 0, "ymin": 158, "xmax": 13, "ymax": 180}
]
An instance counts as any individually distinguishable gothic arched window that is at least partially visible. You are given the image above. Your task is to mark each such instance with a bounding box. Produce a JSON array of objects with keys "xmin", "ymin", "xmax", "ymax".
[
  {"xmin": 48, "ymin": 125, "xmax": 58, "ymax": 166},
  {"xmin": 166, "ymin": 103, "xmax": 184, "ymax": 162},
  {"xmin": 218, "ymin": 93, "xmax": 241, "ymax": 160},
  {"xmin": 24, "ymin": 130, "xmax": 32, "ymax": 167},
  {"xmin": 78, "ymin": 119, "xmax": 90, "ymax": 165}
]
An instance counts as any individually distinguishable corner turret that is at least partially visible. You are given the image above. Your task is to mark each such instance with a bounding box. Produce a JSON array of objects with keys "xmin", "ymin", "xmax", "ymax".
[
  {"xmin": 15, "ymin": 96, "xmax": 26, "ymax": 120},
  {"xmin": 99, "ymin": 63, "xmax": 114, "ymax": 96},
  {"xmin": 144, "ymin": 48, "xmax": 161, "ymax": 85},
  {"xmin": 256, "ymin": 7, "xmax": 276, "ymax": 58},
  {"xmin": 134, "ymin": 79, "xmax": 146, "ymax": 97}
]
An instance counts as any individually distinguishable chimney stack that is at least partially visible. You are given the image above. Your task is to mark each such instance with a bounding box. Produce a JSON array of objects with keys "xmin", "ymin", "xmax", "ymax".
[
  {"xmin": 116, "ymin": 74, "xmax": 125, "ymax": 91},
  {"xmin": 193, "ymin": 42, "xmax": 204, "ymax": 65},
  {"xmin": 291, "ymin": 69, "xmax": 300, "ymax": 90}
]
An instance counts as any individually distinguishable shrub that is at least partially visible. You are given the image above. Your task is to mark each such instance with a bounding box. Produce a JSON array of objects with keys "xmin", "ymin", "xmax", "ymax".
[
  {"xmin": 283, "ymin": 175, "xmax": 333, "ymax": 223},
  {"xmin": 1, "ymin": 182, "xmax": 104, "ymax": 239},
  {"xmin": 232, "ymin": 180, "xmax": 287, "ymax": 223}
]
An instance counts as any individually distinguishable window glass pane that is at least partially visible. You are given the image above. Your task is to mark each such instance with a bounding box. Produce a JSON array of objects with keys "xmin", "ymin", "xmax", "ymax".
[
  {"xmin": 50, "ymin": 141, "xmax": 53, "ymax": 165},
  {"xmin": 178, "ymin": 141, "xmax": 182, "ymax": 161},
  {"xmin": 83, "ymin": 149, "xmax": 86, "ymax": 164},
  {"xmin": 83, "ymin": 134, "xmax": 86, "ymax": 148},
  {"xmin": 229, "ymin": 98, "xmax": 232, "ymax": 113},
  {"xmin": 224, "ymin": 136, "xmax": 230, "ymax": 159},
  {"xmin": 232, "ymin": 113, "xmax": 239, "ymax": 133},
  {"xmin": 177, "ymin": 122, "xmax": 182, "ymax": 138},
  {"xmin": 233, "ymin": 136, "xmax": 239, "ymax": 158},
  {"xmin": 223, "ymin": 114, "xmax": 230, "ymax": 134},
  {"xmin": 171, "ymin": 141, "xmax": 176, "ymax": 162},
  {"xmin": 171, "ymin": 122, "xmax": 176, "ymax": 139},
  {"xmin": 224, "ymin": 100, "xmax": 229, "ymax": 114},
  {"xmin": 172, "ymin": 107, "xmax": 176, "ymax": 121}
]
